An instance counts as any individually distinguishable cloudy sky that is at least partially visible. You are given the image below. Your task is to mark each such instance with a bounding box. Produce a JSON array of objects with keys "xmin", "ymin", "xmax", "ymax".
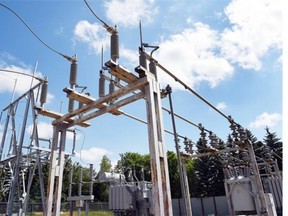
[{"xmin": 0, "ymin": 0, "xmax": 283, "ymax": 170}]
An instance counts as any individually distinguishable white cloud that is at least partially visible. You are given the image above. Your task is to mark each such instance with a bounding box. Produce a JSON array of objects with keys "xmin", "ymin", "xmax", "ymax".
[
  {"xmin": 249, "ymin": 112, "xmax": 282, "ymax": 128},
  {"xmin": 0, "ymin": 56, "xmax": 54, "ymax": 104},
  {"xmin": 27, "ymin": 121, "xmax": 76, "ymax": 141},
  {"xmin": 27, "ymin": 121, "xmax": 53, "ymax": 140},
  {"xmin": 220, "ymin": 0, "xmax": 282, "ymax": 70},
  {"xmin": 120, "ymin": 46, "xmax": 139, "ymax": 68},
  {"xmin": 155, "ymin": 22, "xmax": 234, "ymax": 90},
  {"xmin": 0, "ymin": 65, "xmax": 42, "ymax": 95},
  {"xmin": 216, "ymin": 102, "xmax": 227, "ymax": 110},
  {"xmin": 73, "ymin": 0, "xmax": 282, "ymax": 92},
  {"xmin": 74, "ymin": 20, "xmax": 110, "ymax": 55},
  {"xmin": 75, "ymin": 147, "xmax": 112, "ymax": 164},
  {"xmin": 104, "ymin": 0, "xmax": 158, "ymax": 27}
]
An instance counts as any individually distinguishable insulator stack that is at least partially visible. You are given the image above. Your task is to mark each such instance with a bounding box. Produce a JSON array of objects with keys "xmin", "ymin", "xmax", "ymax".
[
  {"xmin": 209, "ymin": 132, "xmax": 219, "ymax": 148},
  {"xmin": 68, "ymin": 61, "xmax": 77, "ymax": 113},
  {"xmin": 183, "ymin": 137, "xmax": 193, "ymax": 154},
  {"xmin": 199, "ymin": 125, "xmax": 207, "ymax": 147},
  {"xmin": 69, "ymin": 61, "xmax": 78, "ymax": 86},
  {"xmin": 263, "ymin": 148, "xmax": 273, "ymax": 162},
  {"xmin": 149, "ymin": 60, "xmax": 157, "ymax": 80},
  {"xmin": 68, "ymin": 168, "xmax": 73, "ymax": 197},
  {"xmin": 78, "ymin": 166, "xmax": 82, "ymax": 196},
  {"xmin": 110, "ymin": 31, "xmax": 119, "ymax": 62},
  {"xmin": 78, "ymin": 101, "xmax": 83, "ymax": 110},
  {"xmin": 139, "ymin": 50, "xmax": 147, "ymax": 69},
  {"xmin": 237, "ymin": 125, "xmax": 246, "ymax": 141},
  {"xmin": 40, "ymin": 82, "xmax": 48, "ymax": 107},
  {"xmin": 109, "ymin": 80, "xmax": 115, "ymax": 94},
  {"xmin": 68, "ymin": 99, "xmax": 74, "ymax": 113},
  {"xmin": 89, "ymin": 164, "xmax": 93, "ymax": 195},
  {"xmin": 241, "ymin": 152, "xmax": 250, "ymax": 163},
  {"xmin": 99, "ymin": 72, "xmax": 106, "ymax": 98},
  {"xmin": 229, "ymin": 122, "xmax": 239, "ymax": 141},
  {"xmin": 184, "ymin": 137, "xmax": 189, "ymax": 153}
]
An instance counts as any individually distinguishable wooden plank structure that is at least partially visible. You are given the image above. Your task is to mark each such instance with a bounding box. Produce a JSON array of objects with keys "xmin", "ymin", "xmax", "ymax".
[{"xmin": 40, "ymin": 61, "xmax": 173, "ymax": 216}]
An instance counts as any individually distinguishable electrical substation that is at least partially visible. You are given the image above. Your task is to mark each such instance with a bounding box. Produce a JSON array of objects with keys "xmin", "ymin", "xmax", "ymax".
[{"xmin": 0, "ymin": 1, "xmax": 282, "ymax": 216}]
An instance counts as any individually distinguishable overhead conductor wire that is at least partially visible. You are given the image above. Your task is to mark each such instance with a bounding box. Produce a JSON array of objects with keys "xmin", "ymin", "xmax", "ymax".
[
  {"xmin": 83, "ymin": 0, "xmax": 229, "ymax": 145},
  {"xmin": 143, "ymin": 52, "xmax": 231, "ymax": 122},
  {"xmin": 0, "ymin": 2, "xmax": 76, "ymax": 62},
  {"xmin": 83, "ymin": 0, "xmax": 116, "ymax": 34}
]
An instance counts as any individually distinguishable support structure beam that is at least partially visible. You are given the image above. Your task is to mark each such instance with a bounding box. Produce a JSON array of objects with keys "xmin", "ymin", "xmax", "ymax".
[
  {"xmin": 53, "ymin": 76, "xmax": 148, "ymax": 125},
  {"xmin": 144, "ymin": 74, "xmax": 173, "ymax": 215},
  {"xmin": 42, "ymin": 63, "xmax": 172, "ymax": 215},
  {"xmin": 45, "ymin": 123, "xmax": 68, "ymax": 216}
]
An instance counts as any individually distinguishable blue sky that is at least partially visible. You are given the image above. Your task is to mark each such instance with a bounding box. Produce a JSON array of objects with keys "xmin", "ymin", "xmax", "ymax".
[{"xmin": 0, "ymin": 0, "xmax": 283, "ymax": 170}]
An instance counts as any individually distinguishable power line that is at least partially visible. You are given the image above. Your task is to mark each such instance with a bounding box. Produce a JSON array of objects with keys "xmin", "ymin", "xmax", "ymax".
[
  {"xmin": 143, "ymin": 52, "xmax": 231, "ymax": 122},
  {"xmin": 102, "ymin": 72, "xmax": 214, "ymax": 134},
  {"xmin": 0, "ymin": 68, "xmax": 44, "ymax": 81},
  {"xmin": 0, "ymin": 2, "xmax": 76, "ymax": 62},
  {"xmin": 83, "ymin": 0, "xmax": 116, "ymax": 34}
]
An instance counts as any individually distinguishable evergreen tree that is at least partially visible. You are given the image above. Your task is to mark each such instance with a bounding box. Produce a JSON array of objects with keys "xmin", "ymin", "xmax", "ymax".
[
  {"xmin": 245, "ymin": 129, "xmax": 265, "ymax": 159},
  {"xmin": 166, "ymin": 151, "xmax": 196, "ymax": 198},
  {"xmin": 245, "ymin": 129, "xmax": 258, "ymax": 143},
  {"xmin": 263, "ymin": 127, "xmax": 282, "ymax": 170},
  {"xmin": 94, "ymin": 155, "xmax": 114, "ymax": 202},
  {"xmin": 194, "ymin": 139, "xmax": 225, "ymax": 197},
  {"xmin": 99, "ymin": 155, "xmax": 112, "ymax": 172}
]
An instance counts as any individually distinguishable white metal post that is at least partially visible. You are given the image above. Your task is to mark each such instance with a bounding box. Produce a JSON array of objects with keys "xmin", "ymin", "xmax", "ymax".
[
  {"xmin": 45, "ymin": 123, "xmax": 68, "ymax": 216},
  {"xmin": 145, "ymin": 74, "xmax": 173, "ymax": 215}
]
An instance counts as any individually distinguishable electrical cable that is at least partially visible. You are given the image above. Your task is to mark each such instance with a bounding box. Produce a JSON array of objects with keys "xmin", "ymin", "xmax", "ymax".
[
  {"xmin": 143, "ymin": 51, "xmax": 231, "ymax": 122},
  {"xmin": 121, "ymin": 111, "xmax": 187, "ymax": 139},
  {"xmin": 74, "ymin": 128, "xmax": 89, "ymax": 166},
  {"xmin": 162, "ymin": 106, "xmax": 210, "ymax": 133},
  {"xmin": 0, "ymin": 2, "xmax": 76, "ymax": 62},
  {"xmin": 0, "ymin": 69, "xmax": 44, "ymax": 81},
  {"xmin": 101, "ymin": 72, "xmax": 213, "ymax": 134},
  {"xmin": 83, "ymin": 0, "xmax": 116, "ymax": 34}
]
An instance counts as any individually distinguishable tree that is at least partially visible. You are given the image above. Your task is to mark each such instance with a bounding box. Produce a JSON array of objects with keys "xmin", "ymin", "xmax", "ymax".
[
  {"xmin": 99, "ymin": 155, "xmax": 112, "ymax": 172},
  {"xmin": 185, "ymin": 157, "xmax": 197, "ymax": 197},
  {"xmin": 94, "ymin": 155, "xmax": 113, "ymax": 202},
  {"xmin": 28, "ymin": 161, "xmax": 50, "ymax": 202},
  {"xmin": 166, "ymin": 151, "xmax": 197, "ymax": 198},
  {"xmin": 193, "ymin": 139, "xmax": 225, "ymax": 197},
  {"xmin": 244, "ymin": 129, "xmax": 265, "ymax": 159},
  {"xmin": 263, "ymin": 127, "xmax": 282, "ymax": 170},
  {"xmin": 167, "ymin": 151, "xmax": 181, "ymax": 198},
  {"xmin": 115, "ymin": 152, "xmax": 150, "ymax": 181}
]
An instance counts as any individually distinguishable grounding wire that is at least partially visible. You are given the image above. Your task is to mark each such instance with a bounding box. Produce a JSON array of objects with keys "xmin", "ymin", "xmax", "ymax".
[
  {"xmin": 74, "ymin": 128, "xmax": 90, "ymax": 166},
  {"xmin": 143, "ymin": 51, "xmax": 231, "ymax": 122},
  {"xmin": 0, "ymin": 2, "xmax": 75, "ymax": 62}
]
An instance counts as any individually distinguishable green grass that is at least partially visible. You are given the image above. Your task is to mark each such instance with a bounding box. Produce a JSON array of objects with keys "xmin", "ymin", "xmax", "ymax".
[{"xmin": 32, "ymin": 211, "xmax": 113, "ymax": 216}]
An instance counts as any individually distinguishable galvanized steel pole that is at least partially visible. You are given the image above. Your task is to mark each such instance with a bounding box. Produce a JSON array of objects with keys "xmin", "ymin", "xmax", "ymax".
[{"xmin": 166, "ymin": 85, "xmax": 192, "ymax": 216}]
